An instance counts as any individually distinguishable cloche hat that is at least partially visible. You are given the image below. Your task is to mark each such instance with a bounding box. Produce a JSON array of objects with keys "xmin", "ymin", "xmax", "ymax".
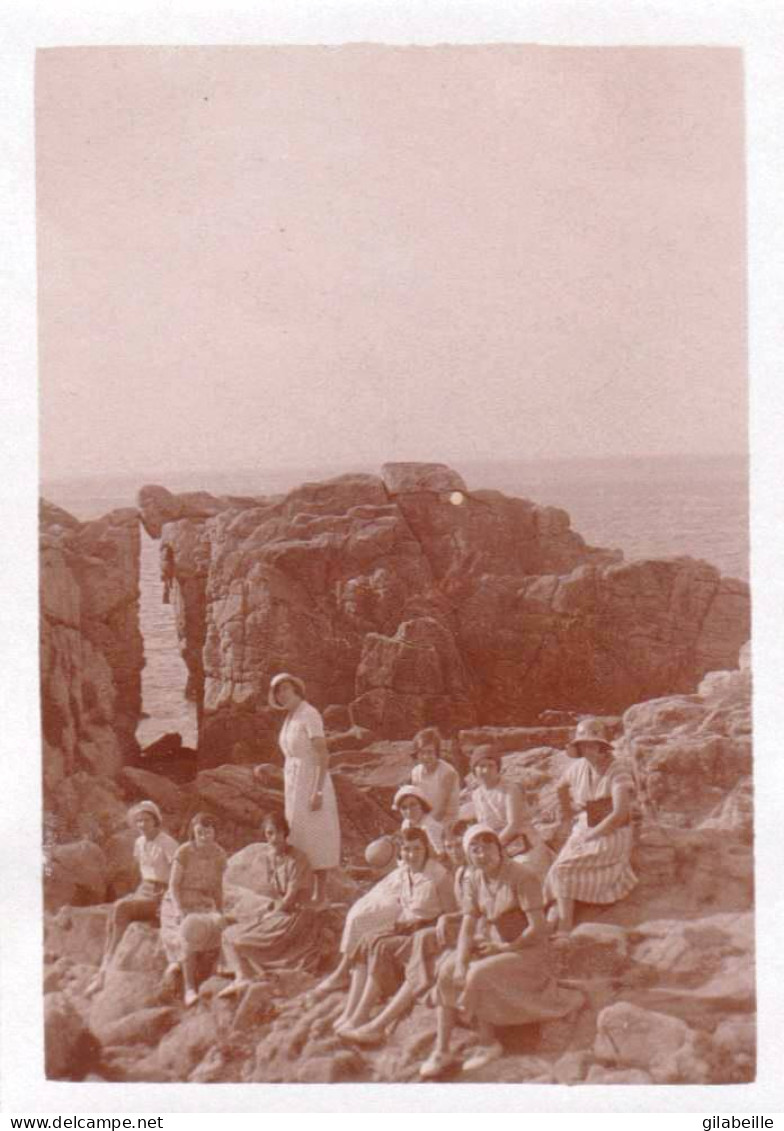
[
  {"xmin": 128, "ymin": 799, "xmax": 163, "ymax": 826},
  {"xmin": 469, "ymin": 744, "xmax": 502, "ymax": 771},
  {"xmin": 392, "ymin": 785, "xmax": 433, "ymax": 814},
  {"xmin": 268, "ymin": 672, "xmax": 307, "ymax": 710},
  {"xmin": 567, "ymin": 717, "xmax": 613, "ymax": 755},
  {"xmin": 462, "ymin": 823, "xmax": 502, "ymax": 855}
]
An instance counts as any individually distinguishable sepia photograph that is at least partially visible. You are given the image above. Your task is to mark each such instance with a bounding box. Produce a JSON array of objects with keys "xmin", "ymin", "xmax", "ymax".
[{"xmin": 11, "ymin": 12, "xmax": 775, "ymax": 1106}]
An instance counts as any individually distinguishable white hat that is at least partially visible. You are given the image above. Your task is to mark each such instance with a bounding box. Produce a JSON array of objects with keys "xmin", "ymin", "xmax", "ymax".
[
  {"xmin": 567, "ymin": 717, "xmax": 613, "ymax": 755},
  {"xmin": 268, "ymin": 672, "xmax": 306, "ymax": 710},
  {"xmin": 392, "ymin": 785, "xmax": 433, "ymax": 814},
  {"xmin": 462, "ymin": 823, "xmax": 502, "ymax": 855},
  {"xmin": 128, "ymin": 800, "xmax": 163, "ymax": 825}
]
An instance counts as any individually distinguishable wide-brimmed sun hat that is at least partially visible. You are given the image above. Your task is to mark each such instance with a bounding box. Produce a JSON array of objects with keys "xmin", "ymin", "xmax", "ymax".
[
  {"xmin": 128, "ymin": 800, "xmax": 163, "ymax": 826},
  {"xmin": 567, "ymin": 717, "xmax": 613, "ymax": 755},
  {"xmin": 469, "ymin": 744, "xmax": 502, "ymax": 772},
  {"xmin": 268, "ymin": 672, "xmax": 307, "ymax": 710},
  {"xmin": 392, "ymin": 785, "xmax": 433, "ymax": 814},
  {"xmin": 462, "ymin": 823, "xmax": 502, "ymax": 855}
]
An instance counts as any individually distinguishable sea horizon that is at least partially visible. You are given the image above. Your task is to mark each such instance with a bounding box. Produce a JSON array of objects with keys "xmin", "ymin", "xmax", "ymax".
[{"xmin": 42, "ymin": 451, "xmax": 749, "ymax": 583}]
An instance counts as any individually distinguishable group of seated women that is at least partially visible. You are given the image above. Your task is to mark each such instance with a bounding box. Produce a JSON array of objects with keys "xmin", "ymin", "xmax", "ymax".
[
  {"xmin": 87, "ymin": 713, "xmax": 637, "ymax": 1078},
  {"xmin": 87, "ymin": 803, "xmax": 317, "ymax": 1007}
]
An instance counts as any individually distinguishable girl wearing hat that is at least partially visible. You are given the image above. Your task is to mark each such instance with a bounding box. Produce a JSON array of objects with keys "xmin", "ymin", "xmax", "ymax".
[
  {"xmin": 392, "ymin": 784, "xmax": 441, "ymax": 856},
  {"xmin": 310, "ymin": 785, "xmax": 439, "ymax": 999},
  {"xmin": 333, "ymin": 826, "xmax": 456, "ymax": 1035},
  {"xmin": 419, "ymin": 825, "xmax": 583, "ymax": 1079},
  {"xmin": 469, "ymin": 746, "xmax": 553, "ymax": 883},
  {"xmin": 159, "ymin": 812, "xmax": 227, "ymax": 1006},
  {"xmin": 87, "ymin": 801, "xmax": 178, "ymax": 995},
  {"xmin": 544, "ymin": 717, "xmax": 637, "ymax": 935},
  {"xmin": 337, "ymin": 820, "xmax": 471, "ymax": 1046},
  {"xmin": 219, "ymin": 812, "xmax": 320, "ymax": 998},
  {"xmin": 267, "ymin": 673, "xmax": 341, "ymax": 904}
]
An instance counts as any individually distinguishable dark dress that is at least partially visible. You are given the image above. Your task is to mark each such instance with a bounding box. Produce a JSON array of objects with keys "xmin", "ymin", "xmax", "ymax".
[{"xmin": 221, "ymin": 844, "xmax": 320, "ymax": 976}]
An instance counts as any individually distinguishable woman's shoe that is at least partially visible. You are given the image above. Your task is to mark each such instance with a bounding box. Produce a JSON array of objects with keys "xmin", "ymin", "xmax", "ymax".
[
  {"xmin": 462, "ymin": 1041, "xmax": 504, "ymax": 1072},
  {"xmin": 184, "ymin": 988, "xmax": 199, "ymax": 1008},
  {"xmin": 217, "ymin": 979, "xmax": 250, "ymax": 1000},
  {"xmin": 419, "ymin": 1049, "xmax": 458, "ymax": 1079},
  {"xmin": 85, "ymin": 970, "xmax": 105, "ymax": 997},
  {"xmin": 338, "ymin": 1024, "xmax": 385, "ymax": 1047}
]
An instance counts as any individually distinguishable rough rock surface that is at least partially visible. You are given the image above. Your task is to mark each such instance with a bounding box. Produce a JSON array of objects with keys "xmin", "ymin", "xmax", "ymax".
[
  {"xmin": 619, "ymin": 641, "xmax": 752, "ymax": 827},
  {"xmin": 40, "ymin": 467, "xmax": 754, "ymax": 1084},
  {"xmin": 44, "ymin": 991, "xmax": 100, "ymax": 1080},
  {"xmin": 41, "ymin": 501, "xmax": 143, "ymax": 908},
  {"xmin": 42, "ymin": 650, "xmax": 755, "ymax": 1085},
  {"xmin": 136, "ymin": 464, "xmax": 749, "ymax": 762}
]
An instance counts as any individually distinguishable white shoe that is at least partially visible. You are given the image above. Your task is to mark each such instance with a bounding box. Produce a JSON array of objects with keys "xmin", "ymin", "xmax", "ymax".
[
  {"xmin": 462, "ymin": 1042, "xmax": 504, "ymax": 1072},
  {"xmin": 184, "ymin": 988, "xmax": 199, "ymax": 1008},
  {"xmin": 86, "ymin": 970, "xmax": 105, "ymax": 997},
  {"xmin": 217, "ymin": 979, "xmax": 249, "ymax": 1000},
  {"xmin": 419, "ymin": 1049, "xmax": 458, "ymax": 1079}
]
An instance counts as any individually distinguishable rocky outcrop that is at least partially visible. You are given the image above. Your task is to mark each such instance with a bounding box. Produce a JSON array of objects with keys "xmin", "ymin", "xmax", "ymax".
[
  {"xmin": 619, "ymin": 641, "xmax": 752, "ymax": 827},
  {"xmin": 41, "ymin": 501, "xmax": 144, "ymax": 905},
  {"xmin": 137, "ymin": 464, "xmax": 750, "ymax": 764}
]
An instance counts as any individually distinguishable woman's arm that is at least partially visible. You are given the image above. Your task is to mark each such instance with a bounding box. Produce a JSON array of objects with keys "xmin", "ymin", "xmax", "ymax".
[
  {"xmin": 168, "ymin": 853, "xmax": 186, "ymax": 917},
  {"xmin": 278, "ymin": 855, "xmax": 309, "ymax": 913},
  {"xmin": 212, "ymin": 855, "xmax": 226, "ymax": 913},
  {"xmin": 495, "ymin": 906, "xmax": 548, "ymax": 952},
  {"xmin": 309, "ymin": 736, "xmax": 329, "ymax": 811},
  {"xmin": 499, "ymin": 782, "xmax": 535, "ymax": 847},
  {"xmin": 436, "ymin": 869, "xmax": 458, "ymax": 914},
  {"xmin": 453, "ymin": 913, "xmax": 478, "ymax": 982},
  {"xmin": 583, "ymin": 780, "xmax": 632, "ymax": 840},
  {"xmin": 556, "ymin": 780, "xmax": 574, "ymax": 824}
]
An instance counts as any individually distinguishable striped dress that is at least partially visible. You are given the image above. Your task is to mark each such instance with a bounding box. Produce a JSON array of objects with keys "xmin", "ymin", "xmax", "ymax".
[{"xmin": 544, "ymin": 758, "xmax": 637, "ymax": 905}]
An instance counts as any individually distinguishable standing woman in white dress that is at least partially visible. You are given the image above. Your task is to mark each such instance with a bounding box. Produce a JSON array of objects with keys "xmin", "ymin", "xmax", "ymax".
[{"xmin": 267, "ymin": 672, "xmax": 341, "ymax": 904}]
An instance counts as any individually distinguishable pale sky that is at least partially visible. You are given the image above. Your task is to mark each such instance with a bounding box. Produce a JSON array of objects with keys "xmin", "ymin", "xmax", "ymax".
[{"xmin": 36, "ymin": 45, "xmax": 746, "ymax": 481}]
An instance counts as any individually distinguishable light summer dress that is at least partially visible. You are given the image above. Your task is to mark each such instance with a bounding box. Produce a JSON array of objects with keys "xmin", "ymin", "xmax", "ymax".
[{"xmin": 279, "ymin": 700, "xmax": 341, "ymax": 870}]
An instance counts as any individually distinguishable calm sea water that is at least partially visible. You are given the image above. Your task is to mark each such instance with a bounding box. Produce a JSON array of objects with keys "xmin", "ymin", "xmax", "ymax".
[{"xmin": 43, "ymin": 455, "xmax": 748, "ymax": 748}]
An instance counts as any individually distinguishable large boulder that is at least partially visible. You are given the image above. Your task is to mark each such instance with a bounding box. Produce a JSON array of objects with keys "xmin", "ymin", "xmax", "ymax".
[
  {"xmin": 44, "ymin": 992, "xmax": 99, "ymax": 1080},
  {"xmin": 594, "ymin": 1002, "xmax": 707, "ymax": 1083},
  {"xmin": 88, "ymin": 923, "xmax": 167, "ymax": 1038},
  {"xmin": 619, "ymin": 649, "xmax": 752, "ymax": 826},
  {"xmin": 44, "ymin": 839, "xmax": 109, "ymax": 910},
  {"xmin": 44, "ymin": 905, "xmax": 109, "ymax": 967}
]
